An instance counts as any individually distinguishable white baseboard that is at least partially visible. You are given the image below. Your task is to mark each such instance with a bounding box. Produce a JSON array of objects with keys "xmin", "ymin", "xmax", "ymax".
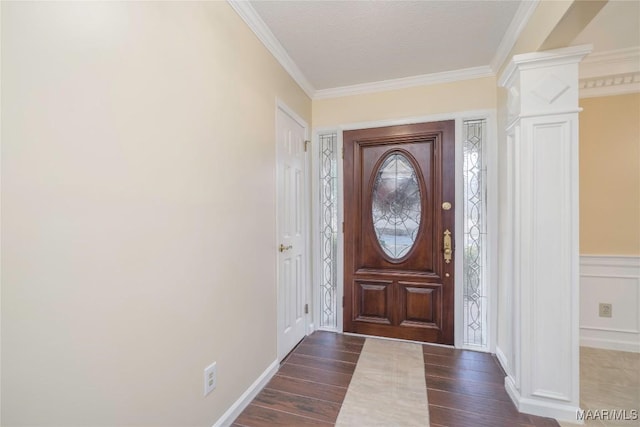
[
  {"xmin": 307, "ymin": 322, "xmax": 315, "ymax": 335},
  {"xmin": 212, "ymin": 359, "xmax": 279, "ymax": 427},
  {"xmin": 505, "ymin": 376, "xmax": 584, "ymax": 424},
  {"xmin": 580, "ymin": 255, "xmax": 640, "ymax": 353},
  {"xmin": 580, "ymin": 333, "xmax": 640, "ymax": 353},
  {"xmin": 315, "ymin": 326, "xmax": 340, "ymax": 333},
  {"xmin": 495, "ymin": 346, "xmax": 510, "ymax": 376}
]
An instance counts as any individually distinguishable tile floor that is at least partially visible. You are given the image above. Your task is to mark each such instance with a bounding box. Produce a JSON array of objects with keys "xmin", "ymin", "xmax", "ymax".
[
  {"xmin": 335, "ymin": 338, "xmax": 429, "ymax": 426},
  {"xmin": 559, "ymin": 347, "xmax": 640, "ymax": 427}
]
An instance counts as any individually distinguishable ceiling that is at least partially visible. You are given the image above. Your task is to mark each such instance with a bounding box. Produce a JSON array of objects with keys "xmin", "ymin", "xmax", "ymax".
[
  {"xmin": 250, "ymin": 0, "xmax": 521, "ymax": 91},
  {"xmin": 243, "ymin": 0, "xmax": 640, "ymax": 97}
]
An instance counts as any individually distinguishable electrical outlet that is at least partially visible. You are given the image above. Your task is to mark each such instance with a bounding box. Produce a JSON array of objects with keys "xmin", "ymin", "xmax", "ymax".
[
  {"xmin": 204, "ymin": 362, "xmax": 217, "ymax": 396},
  {"xmin": 599, "ymin": 303, "xmax": 612, "ymax": 318}
]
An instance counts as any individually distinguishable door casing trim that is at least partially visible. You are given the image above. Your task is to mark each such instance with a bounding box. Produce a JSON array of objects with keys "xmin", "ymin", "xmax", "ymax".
[{"xmin": 312, "ymin": 109, "xmax": 498, "ymax": 351}]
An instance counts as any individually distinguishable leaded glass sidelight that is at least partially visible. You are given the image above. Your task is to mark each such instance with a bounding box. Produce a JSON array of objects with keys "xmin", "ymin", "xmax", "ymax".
[
  {"xmin": 371, "ymin": 153, "xmax": 422, "ymax": 259},
  {"xmin": 318, "ymin": 133, "xmax": 338, "ymax": 329},
  {"xmin": 463, "ymin": 119, "xmax": 488, "ymax": 348}
]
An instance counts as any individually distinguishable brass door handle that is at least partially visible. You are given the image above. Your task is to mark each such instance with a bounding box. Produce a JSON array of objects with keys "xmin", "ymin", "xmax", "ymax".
[
  {"xmin": 443, "ymin": 229, "xmax": 452, "ymax": 264},
  {"xmin": 279, "ymin": 244, "xmax": 293, "ymax": 252}
]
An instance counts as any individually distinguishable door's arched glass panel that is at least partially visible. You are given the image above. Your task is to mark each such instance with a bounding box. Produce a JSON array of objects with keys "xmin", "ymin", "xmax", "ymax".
[{"xmin": 372, "ymin": 153, "xmax": 422, "ymax": 259}]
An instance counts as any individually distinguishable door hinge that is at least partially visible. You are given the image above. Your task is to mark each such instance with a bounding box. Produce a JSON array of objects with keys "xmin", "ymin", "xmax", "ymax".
[
  {"xmin": 341, "ymin": 146, "xmax": 344, "ymax": 159},
  {"xmin": 342, "ymin": 296, "xmax": 345, "ymax": 307},
  {"xmin": 342, "ymin": 221, "xmax": 344, "ymax": 232},
  {"xmin": 304, "ymin": 140, "xmax": 310, "ymax": 152},
  {"xmin": 304, "ymin": 303, "xmax": 309, "ymax": 314}
]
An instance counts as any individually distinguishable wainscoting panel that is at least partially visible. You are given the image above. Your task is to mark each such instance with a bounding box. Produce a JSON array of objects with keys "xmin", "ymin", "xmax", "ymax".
[{"xmin": 580, "ymin": 255, "xmax": 640, "ymax": 352}]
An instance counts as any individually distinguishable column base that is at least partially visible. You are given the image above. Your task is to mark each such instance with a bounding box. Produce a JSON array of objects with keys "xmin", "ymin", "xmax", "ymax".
[{"xmin": 505, "ymin": 376, "xmax": 584, "ymax": 424}]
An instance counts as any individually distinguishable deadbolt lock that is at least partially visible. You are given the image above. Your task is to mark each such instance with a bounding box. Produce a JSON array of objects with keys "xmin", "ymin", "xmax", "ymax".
[{"xmin": 442, "ymin": 202, "xmax": 452, "ymax": 210}]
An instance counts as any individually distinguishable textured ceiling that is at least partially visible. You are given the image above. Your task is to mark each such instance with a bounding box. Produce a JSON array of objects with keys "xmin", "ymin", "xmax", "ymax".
[{"xmin": 251, "ymin": 0, "xmax": 521, "ymax": 90}]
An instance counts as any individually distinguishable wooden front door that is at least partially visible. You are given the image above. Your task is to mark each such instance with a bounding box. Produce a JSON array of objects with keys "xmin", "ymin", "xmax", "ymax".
[{"xmin": 343, "ymin": 121, "xmax": 455, "ymax": 344}]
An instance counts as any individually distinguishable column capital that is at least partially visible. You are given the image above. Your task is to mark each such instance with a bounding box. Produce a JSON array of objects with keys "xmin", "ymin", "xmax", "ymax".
[{"xmin": 499, "ymin": 45, "xmax": 592, "ymax": 121}]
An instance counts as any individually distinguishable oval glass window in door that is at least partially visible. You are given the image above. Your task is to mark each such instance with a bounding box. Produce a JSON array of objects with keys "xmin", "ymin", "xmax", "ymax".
[{"xmin": 371, "ymin": 152, "xmax": 422, "ymax": 259}]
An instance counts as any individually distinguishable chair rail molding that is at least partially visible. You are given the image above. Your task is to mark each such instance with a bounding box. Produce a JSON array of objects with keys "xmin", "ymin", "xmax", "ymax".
[{"xmin": 498, "ymin": 44, "xmax": 591, "ymax": 422}]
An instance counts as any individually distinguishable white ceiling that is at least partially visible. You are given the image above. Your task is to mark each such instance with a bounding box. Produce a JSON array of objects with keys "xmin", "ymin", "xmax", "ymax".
[{"xmin": 250, "ymin": 0, "xmax": 521, "ymax": 90}]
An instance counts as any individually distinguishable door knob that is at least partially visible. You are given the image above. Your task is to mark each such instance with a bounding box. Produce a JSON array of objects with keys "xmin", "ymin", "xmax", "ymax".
[
  {"xmin": 443, "ymin": 229, "xmax": 452, "ymax": 264},
  {"xmin": 279, "ymin": 244, "xmax": 293, "ymax": 252}
]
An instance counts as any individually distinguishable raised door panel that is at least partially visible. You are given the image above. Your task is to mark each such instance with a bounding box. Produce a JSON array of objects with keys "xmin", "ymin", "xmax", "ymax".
[
  {"xmin": 354, "ymin": 280, "xmax": 393, "ymax": 324},
  {"xmin": 398, "ymin": 282, "xmax": 442, "ymax": 328},
  {"xmin": 277, "ymin": 108, "xmax": 307, "ymax": 360}
]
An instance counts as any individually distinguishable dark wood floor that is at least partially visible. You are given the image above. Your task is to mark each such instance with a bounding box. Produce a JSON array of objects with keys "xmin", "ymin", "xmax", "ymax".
[
  {"xmin": 423, "ymin": 345, "xmax": 559, "ymax": 427},
  {"xmin": 233, "ymin": 332, "xmax": 364, "ymax": 426},
  {"xmin": 233, "ymin": 331, "xmax": 559, "ymax": 427}
]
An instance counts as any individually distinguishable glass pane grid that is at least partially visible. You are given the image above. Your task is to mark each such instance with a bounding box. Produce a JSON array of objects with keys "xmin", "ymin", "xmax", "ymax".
[
  {"xmin": 463, "ymin": 119, "xmax": 488, "ymax": 348},
  {"xmin": 319, "ymin": 133, "xmax": 338, "ymax": 329}
]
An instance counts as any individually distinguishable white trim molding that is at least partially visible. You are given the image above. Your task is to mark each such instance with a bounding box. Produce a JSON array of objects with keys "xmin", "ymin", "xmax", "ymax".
[
  {"xmin": 227, "ymin": 0, "xmax": 314, "ymax": 98},
  {"xmin": 505, "ymin": 375, "xmax": 586, "ymax": 423},
  {"xmin": 580, "ymin": 48, "xmax": 640, "ymax": 79},
  {"xmin": 579, "ymin": 72, "xmax": 640, "ymax": 99},
  {"xmin": 579, "ymin": 48, "xmax": 640, "ymax": 98},
  {"xmin": 495, "ymin": 346, "xmax": 510, "ymax": 377},
  {"xmin": 313, "ymin": 66, "xmax": 493, "ymax": 99},
  {"xmin": 211, "ymin": 359, "xmax": 278, "ymax": 427},
  {"xmin": 490, "ymin": 0, "xmax": 541, "ymax": 73},
  {"xmin": 580, "ymin": 255, "xmax": 640, "ymax": 353},
  {"xmin": 498, "ymin": 45, "xmax": 590, "ymax": 422}
]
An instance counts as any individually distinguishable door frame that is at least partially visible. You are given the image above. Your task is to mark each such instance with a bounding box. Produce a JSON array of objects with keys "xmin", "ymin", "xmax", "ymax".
[
  {"xmin": 275, "ymin": 99, "xmax": 312, "ymax": 362},
  {"xmin": 312, "ymin": 109, "xmax": 498, "ymax": 351}
]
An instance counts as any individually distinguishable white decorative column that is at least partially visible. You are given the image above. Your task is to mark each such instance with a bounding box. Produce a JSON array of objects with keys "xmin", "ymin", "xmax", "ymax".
[{"xmin": 498, "ymin": 45, "xmax": 591, "ymax": 421}]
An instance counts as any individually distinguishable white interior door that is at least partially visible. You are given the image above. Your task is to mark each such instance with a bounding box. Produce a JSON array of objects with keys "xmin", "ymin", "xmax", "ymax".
[{"xmin": 277, "ymin": 105, "xmax": 307, "ymax": 361}]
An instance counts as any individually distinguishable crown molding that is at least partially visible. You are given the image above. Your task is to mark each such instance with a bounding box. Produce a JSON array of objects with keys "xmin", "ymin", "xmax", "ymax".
[
  {"xmin": 490, "ymin": 0, "xmax": 540, "ymax": 73},
  {"xmin": 231, "ymin": 0, "xmax": 630, "ymax": 101},
  {"xmin": 579, "ymin": 47, "xmax": 640, "ymax": 98},
  {"xmin": 580, "ymin": 47, "xmax": 640, "ymax": 79},
  {"xmin": 499, "ymin": 44, "xmax": 592, "ymax": 88},
  {"xmin": 579, "ymin": 72, "xmax": 640, "ymax": 98},
  {"xmin": 317, "ymin": 0, "xmax": 537, "ymax": 99},
  {"xmin": 227, "ymin": 0, "xmax": 315, "ymax": 98},
  {"xmin": 314, "ymin": 66, "xmax": 494, "ymax": 100},
  {"xmin": 229, "ymin": 1, "xmax": 496, "ymax": 100}
]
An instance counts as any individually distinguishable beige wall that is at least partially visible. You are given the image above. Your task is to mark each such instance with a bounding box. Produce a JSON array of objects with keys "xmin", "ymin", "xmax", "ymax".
[
  {"xmin": 312, "ymin": 76, "xmax": 497, "ymax": 128},
  {"xmin": 1, "ymin": 2, "xmax": 310, "ymax": 426},
  {"xmin": 579, "ymin": 93, "xmax": 640, "ymax": 255}
]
